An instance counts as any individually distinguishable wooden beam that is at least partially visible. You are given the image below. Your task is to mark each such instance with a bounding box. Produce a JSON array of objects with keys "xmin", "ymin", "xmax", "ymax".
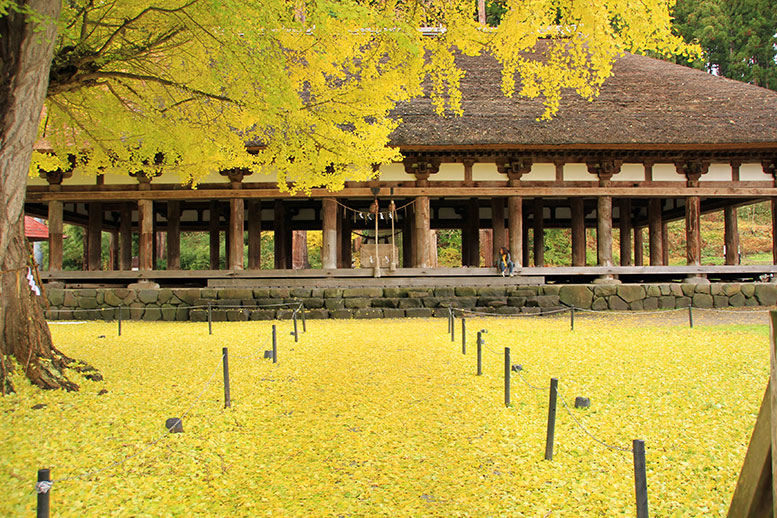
[
  {"xmin": 508, "ymin": 196, "xmax": 522, "ymax": 267},
  {"xmin": 725, "ymin": 206, "xmax": 740, "ymax": 266},
  {"xmin": 209, "ymin": 200, "xmax": 220, "ymax": 270},
  {"xmin": 648, "ymin": 198, "xmax": 664, "ymax": 266},
  {"xmin": 533, "ymin": 198, "xmax": 544, "ymax": 267},
  {"xmin": 571, "ymin": 198, "xmax": 586, "ymax": 266},
  {"xmin": 48, "ymin": 200, "xmax": 63, "ymax": 271},
  {"xmin": 619, "ymin": 199, "xmax": 632, "ymax": 266},
  {"xmin": 322, "ymin": 197, "xmax": 338, "ymax": 269},
  {"xmin": 138, "ymin": 199, "xmax": 153, "ymax": 271},
  {"xmin": 492, "ymin": 197, "xmax": 505, "ymax": 265},
  {"xmin": 228, "ymin": 198, "xmax": 244, "ymax": 270},
  {"xmin": 119, "ymin": 203, "xmax": 132, "ymax": 270},
  {"xmin": 414, "ymin": 196, "xmax": 431, "ymax": 267},
  {"xmin": 686, "ymin": 195, "xmax": 702, "ymax": 266},
  {"xmin": 167, "ymin": 201, "xmax": 181, "ymax": 270},
  {"xmin": 247, "ymin": 200, "xmax": 261, "ymax": 269},
  {"xmin": 597, "ymin": 196, "xmax": 613, "ymax": 267},
  {"xmin": 87, "ymin": 202, "xmax": 102, "ymax": 271}
]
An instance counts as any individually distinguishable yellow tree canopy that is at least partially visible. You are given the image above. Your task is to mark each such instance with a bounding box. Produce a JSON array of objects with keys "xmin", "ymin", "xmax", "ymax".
[{"xmin": 31, "ymin": 0, "xmax": 695, "ymax": 193}]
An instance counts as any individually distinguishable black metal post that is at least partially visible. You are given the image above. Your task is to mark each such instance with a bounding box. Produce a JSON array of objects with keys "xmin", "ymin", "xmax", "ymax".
[
  {"xmin": 544, "ymin": 378, "xmax": 558, "ymax": 460},
  {"xmin": 293, "ymin": 311, "xmax": 299, "ymax": 342},
  {"xmin": 222, "ymin": 347, "xmax": 231, "ymax": 408},
  {"xmin": 633, "ymin": 439, "xmax": 649, "ymax": 518},
  {"xmin": 504, "ymin": 347, "xmax": 511, "ymax": 407},
  {"xmin": 462, "ymin": 318, "xmax": 467, "ymax": 354},
  {"xmin": 36, "ymin": 468, "xmax": 50, "ymax": 518},
  {"xmin": 450, "ymin": 311, "xmax": 455, "ymax": 342},
  {"xmin": 688, "ymin": 305, "xmax": 694, "ymax": 328},
  {"xmin": 570, "ymin": 306, "xmax": 575, "ymax": 331},
  {"xmin": 301, "ymin": 306, "xmax": 306, "ymax": 332},
  {"xmin": 272, "ymin": 324, "xmax": 277, "ymax": 364},
  {"xmin": 476, "ymin": 331, "xmax": 483, "ymax": 376},
  {"xmin": 118, "ymin": 304, "xmax": 122, "ymax": 336},
  {"xmin": 208, "ymin": 303, "xmax": 213, "ymax": 335}
]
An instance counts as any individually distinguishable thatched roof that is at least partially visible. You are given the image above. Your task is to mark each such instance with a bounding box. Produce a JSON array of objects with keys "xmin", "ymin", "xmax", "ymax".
[{"xmin": 390, "ymin": 47, "xmax": 777, "ymax": 150}]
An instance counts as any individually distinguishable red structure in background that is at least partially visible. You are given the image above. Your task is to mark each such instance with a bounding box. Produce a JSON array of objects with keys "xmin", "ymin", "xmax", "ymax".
[{"xmin": 24, "ymin": 216, "xmax": 48, "ymax": 241}]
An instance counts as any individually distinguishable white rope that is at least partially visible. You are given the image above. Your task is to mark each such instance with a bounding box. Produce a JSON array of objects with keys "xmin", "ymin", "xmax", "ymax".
[{"xmin": 35, "ymin": 481, "xmax": 52, "ymax": 494}]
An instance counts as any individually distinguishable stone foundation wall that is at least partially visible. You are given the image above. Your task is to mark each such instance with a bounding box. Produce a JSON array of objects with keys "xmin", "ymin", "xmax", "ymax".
[{"xmin": 44, "ymin": 282, "xmax": 777, "ymax": 321}]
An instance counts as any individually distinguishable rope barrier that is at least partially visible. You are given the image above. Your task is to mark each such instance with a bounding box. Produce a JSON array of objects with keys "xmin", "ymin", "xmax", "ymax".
[
  {"xmin": 556, "ymin": 384, "xmax": 633, "ymax": 453},
  {"xmin": 460, "ymin": 307, "xmax": 571, "ymax": 318}
]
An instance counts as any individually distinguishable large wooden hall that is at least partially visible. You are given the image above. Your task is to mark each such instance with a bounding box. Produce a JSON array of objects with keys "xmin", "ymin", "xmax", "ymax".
[{"xmin": 26, "ymin": 46, "xmax": 777, "ymax": 288}]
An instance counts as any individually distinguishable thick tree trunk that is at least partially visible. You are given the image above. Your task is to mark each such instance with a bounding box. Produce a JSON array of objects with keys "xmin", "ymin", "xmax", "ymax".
[{"xmin": 0, "ymin": 1, "xmax": 99, "ymax": 392}]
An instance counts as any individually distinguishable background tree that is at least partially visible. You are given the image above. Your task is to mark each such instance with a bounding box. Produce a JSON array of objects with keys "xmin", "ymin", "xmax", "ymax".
[{"xmin": 1, "ymin": 0, "xmax": 690, "ymax": 392}]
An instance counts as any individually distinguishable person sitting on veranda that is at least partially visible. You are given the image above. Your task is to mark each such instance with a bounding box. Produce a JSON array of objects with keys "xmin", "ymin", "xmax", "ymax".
[{"xmin": 497, "ymin": 246, "xmax": 515, "ymax": 277}]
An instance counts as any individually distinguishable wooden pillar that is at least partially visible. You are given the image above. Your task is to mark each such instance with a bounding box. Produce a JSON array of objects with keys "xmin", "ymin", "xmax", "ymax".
[
  {"xmin": 507, "ymin": 196, "xmax": 522, "ymax": 267},
  {"xmin": 522, "ymin": 222, "xmax": 530, "ymax": 268},
  {"xmin": 292, "ymin": 231, "xmax": 308, "ymax": 269},
  {"xmin": 47, "ymin": 200, "xmax": 63, "ymax": 271},
  {"xmin": 119, "ymin": 203, "xmax": 132, "ymax": 270},
  {"xmin": 403, "ymin": 204, "xmax": 414, "ymax": 268},
  {"xmin": 228, "ymin": 198, "xmax": 244, "ymax": 269},
  {"xmin": 724, "ymin": 206, "xmax": 740, "ymax": 265},
  {"xmin": 414, "ymin": 196, "xmax": 431, "ymax": 267},
  {"xmin": 167, "ymin": 201, "xmax": 181, "ymax": 270},
  {"xmin": 462, "ymin": 199, "xmax": 480, "ymax": 266},
  {"xmin": 662, "ymin": 222, "xmax": 670, "ymax": 266},
  {"xmin": 247, "ymin": 200, "xmax": 262, "ymax": 269},
  {"xmin": 209, "ymin": 201, "xmax": 220, "ymax": 269},
  {"xmin": 648, "ymin": 198, "xmax": 664, "ymax": 266},
  {"xmin": 109, "ymin": 231, "xmax": 118, "ymax": 270},
  {"xmin": 480, "ymin": 229, "xmax": 493, "ymax": 267},
  {"xmin": 87, "ymin": 202, "xmax": 102, "ymax": 271},
  {"xmin": 340, "ymin": 206, "xmax": 352, "ymax": 268},
  {"xmin": 686, "ymin": 196, "xmax": 701, "ymax": 266},
  {"xmin": 274, "ymin": 200, "xmax": 289, "ymax": 269},
  {"xmin": 597, "ymin": 196, "xmax": 613, "ymax": 267},
  {"xmin": 322, "ymin": 197, "xmax": 338, "ymax": 269},
  {"xmin": 634, "ymin": 227, "xmax": 644, "ymax": 266},
  {"xmin": 491, "ymin": 198, "xmax": 505, "ymax": 264},
  {"xmin": 533, "ymin": 198, "xmax": 544, "ymax": 267},
  {"xmin": 138, "ymin": 199, "xmax": 153, "ymax": 271},
  {"xmin": 619, "ymin": 199, "xmax": 632, "ymax": 266},
  {"xmin": 570, "ymin": 198, "xmax": 586, "ymax": 267},
  {"xmin": 773, "ymin": 199, "xmax": 777, "ymax": 265}
]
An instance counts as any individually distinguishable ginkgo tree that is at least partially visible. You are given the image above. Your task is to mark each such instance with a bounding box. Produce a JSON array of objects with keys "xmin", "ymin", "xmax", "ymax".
[{"xmin": 0, "ymin": 0, "xmax": 692, "ymax": 391}]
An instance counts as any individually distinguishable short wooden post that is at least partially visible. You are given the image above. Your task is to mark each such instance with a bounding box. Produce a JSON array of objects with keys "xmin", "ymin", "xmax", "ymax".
[
  {"xmin": 688, "ymin": 305, "xmax": 694, "ymax": 328},
  {"xmin": 462, "ymin": 318, "xmax": 467, "ymax": 354},
  {"xmin": 208, "ymin": 303, "xmax": 213, "ymax": 335},
  {"xmin": 633, "ymin": 439, "xmax": 649, "ymax": 518},
  {"xmin": 301, "ymin": 306, "xmax": 306, "ymax": 332},
  {"xmin": 545, "ymin": 378, "xmax": 558, "ymax": 460},
  {"xmin": 36, "ymin": 468, "xmax": 50, "ymax": 518},
  {"xmin": 570, "ymin": 305, "xmax": 575, "ymax": 331},
  {"xmin": 272, "ymin": 324, "xmax": 277, "ymax": 364},
  {"xmin": 293, "ymin": 311, "xmax": 299, "ymax": 342},
  {"xmin": 222, "ymin": 347, "xmax": 231, "ymax": 408},
  {"xmin": 504, "ymin": 347, "xmax": 511, "ymax": 407},
  {"xmin": 476, "ymin": 331, "xmax": 483, "ymax": 376},
  {"xmin": 118, "ymin": 305, "xmax": 122, "ymax": 336}
]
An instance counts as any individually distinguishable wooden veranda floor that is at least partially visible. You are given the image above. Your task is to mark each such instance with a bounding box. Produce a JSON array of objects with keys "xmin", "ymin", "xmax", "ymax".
[{"xmin": 39, "ymin": 265, "xmax": 777, "ymax": 289}]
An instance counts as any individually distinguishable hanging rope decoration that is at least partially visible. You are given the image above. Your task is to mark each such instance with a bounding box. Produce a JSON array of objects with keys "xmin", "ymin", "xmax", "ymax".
[{"xmin": 334, "ymin": 199, "xmax": 415, "ymax": 223}]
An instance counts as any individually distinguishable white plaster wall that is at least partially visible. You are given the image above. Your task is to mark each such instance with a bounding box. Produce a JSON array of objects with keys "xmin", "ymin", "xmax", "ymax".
[
  {"xmin": 563, "ymin": 163, "xmax": 596, "ymax": 181},
  {"xmin": 652, "ymin": 164, "xmax": 684, "ymax": 181},
  {"xmin": 378, "ymin": 163, "xmax": 414, "ymax": 181},
  {"xmin": 740, "ymin": 163, "xmax": 771, "ymax": 181},
  {"xmin": 612, "ymin": 164, "xmax": 644, "ymax": 182},
  {"xmin": 472, "ymin": 163, "xmax": 503, "ymax": 181},
  {"xmin": 522, "ymin": 163, "xmax": 556, "ymax": 181},
  {"xmin": 431, "ymin": 163, "xmax": 464, "ymax": 182},
  {"xmin": 700, "ymin": 163, "xmax": 732, "ymax": 182}
]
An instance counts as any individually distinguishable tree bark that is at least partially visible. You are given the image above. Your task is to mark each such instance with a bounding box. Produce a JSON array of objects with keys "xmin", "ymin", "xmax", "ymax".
[{"xmin": 0, "ymin": 0, "xmax": 99, "ymax": 392}]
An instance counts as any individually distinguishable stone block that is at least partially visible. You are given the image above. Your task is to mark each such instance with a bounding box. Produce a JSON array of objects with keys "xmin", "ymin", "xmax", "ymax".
[
  {"xmin": 741, "ymin": 284, "xmax": 756, "ymax": 298},
  {"xmin": 723, "ymin": 284, "xmax": 742, "ymax": 297},
  {"xmin": 99, "ymin": 308, "xmax": 116, "ymax": 321},
  {"xmin": 190, "ymin": 309, "xmax": 208, "ymax": 322},
  {"xmin": 536, "ymin": 295, "xmax": 560, "ymax": 308},
  {"xmin": 479, "ymin": 287, "xmax": 506, "ymax": 297},
  {"xmin": 249, "ymin": 310, "xmax": 276, "ymax": 320},
  {"xmin": 510, "ymin": 287, "xmax": 539, "ymax": 297},
  {"xmin": 173, "ymin": 289, "xmax": 201, "ymax": 305},
  {"xmin": 456, "ymin": 296, "xmax": 478, "ymax": 308},
  {"xmin": 343, "ymin": 287, "xmax": 383, "ymax": 298},
  {"xmin": 384, "ymin": 288, "xmax": 409, "ymax": 298},
  {"xmin": 78, "ymin": 297, "xmax": 98, "ymax": 309},
  {"xmin": 681, "ymin": 283, "xmax": 696, "ymax": 297},
  {"xmin": 276, "ymin": 309, "xmax": 295, "ymax": 319},
  {"xmin": 745, "ymin": 297, "xmax": 759, "ymax": 306},
  {"xmin": 302, "ymin": 298, "xmax": 325, "ymax": 309},
  {"xmin": 330, "ymin": 309, "xmax": 354, "ymax": 319},
  {"xmin": 521, "ymin": 307, "xmax": 541, "ymax": 314},
  {"xmin": 227, "ymin": 309, "xmax": 249, "ymax": 321},
  {"xmin": 310, "ymin": 288, "xmax": 325, "ymax": 298},
  {"xmin": 713, "ymin": 296, "xmax": 729, "ymax": 308},
  {"xmin": 157, "ymin": 289, "xmax": 173, "ymax": 304},
  {"xmin": 137, "ymin": 289, "xmax": 158, "ymax": 304},
  {"xmin": 729, "ymin": 293, "xmax": 746, "ymax": 307},
  {"xmin": 63, "ymin": 291, "xmax": 77, "ymax": 307},
  {"xmin": 304, "ymin": 309, "xmax": 329, "ymax": 319},
  {"xmin": 200, "ymin": 288, "xmax": 218, "ymax": 299},
  {"xmin": 658, "ymin": 296, "xmax": 676, "ymax": 309},
  {"xmin": 608, "ymin": 296, "xmax": 628, "ymax": 311},
  {"xmin": 48, "ymin": 288, "xmax": 65, "ymax": 306},
  {"xmin": 593, "ymin": 285, "xmax": 617, "ymax": 297},
  {"xmin": 383, "ymin": 308, "xmax": 406, "ymax": 319},
  {"xmin": 103, "ymin": 290, "xmax": 124, "ymax": 307},
  {"xmin": 507, "ymin": 297, "xmax": 527, "ymax": 307},
  {"xmin": 755, "ymin": 284, "xmax": 777, "ymax": 306},
  {"xmin": 345, "ymin": 298, "xmax": 372, "ymax": 309},
  {"xmin": 617, "ymin": 285, "xmax": 646, "ymax": 303},
  {"xmin": 176, "ymin": 308, "xmax": 190, "ymax": 321},
  {"xmin": 629, "ymin": 300, "xmax": 644, "ymax": 311},
  {"xmin": 710, "ymin": 284, "xmax": 724, "ymax": 296},
  {"xmin": 405, "ymin": 308, "xmax": 434, "ymax": 318},
  {"xmin": 694, "ymin": 283, "xmax": 711, "ymax": 294},
  {"xmin": 254, "ymin": 298, "xmax": 276, "ymax": 308},
  {"xmin": 659, "ymin": 284, "xmax": 672, "ymax": 296},
  {"xmin": 218, "ymin": 288, "xmax": 254, "ymax": 300},
  {"xmin": 96, "ymin": 292, "xmax": 105, "ymax": 305},
  {"xmin": 643, "ymin": 297, "xmax": 659, "ymax": 311},
  {"xmin": 646, "ymin": 286, "xmax": 661, "ymax": 298},
  {"xmin": 143, "ymin": 307, "xmax": 162, "ymax": 321},
  {"xmin": 325, "ymin": 299, "xmax": 345, "ymax": 310},
  {"xmin": 496, "ymin": 306, "xmax": 521, "ymax": 315},
  {"xmin": 113, "ymin": 288, "xmax": 131, "ymax": 300},
  {"xmin": 455, "ymin": 287, "xmax": 478, "ymax": 297},
  {"xmin": 161, "ymin": 305, "xmax": 178, "ymax": 321},
  {"xmin": 408, "ymin": 289, "xmax": 433, "ymax": 298},
  {"xmin": 398, "ymin": 298, "xmax": 422, "ymax": 309},
  {"xmin": 324, "ymin": 288, "xmax": 344, "ymax": 298},
  {"xmin": 478, "ymin": 297, "xmax": 507, "ymax": 307},
  {"xmin": 290, "ymin": 288, "xmax": 312, "ymax": 298},
  {"xmin": 559, "ymin": 286, "xmax": 593, "ymax": 309},
  {"xmin": 676, "ymin": 296, "xmax": 691, "ymax": 308},
  {"xmin": 422, "ymin": 297, "xmax": 444, "ymax": 308},
  {"xmin": 211, "ymin": 309, "xmax": 227, "ymax": 322},
  {"xmin": 252, "ymin": 288, "xmax": 271, "ymax": 298},
  {"xmin": 77, "ymin": 288, "xmax": 97, "ymax": 298},
  {"xmin": 670, "ymin": 284, "xmax": 684, "ymax": 297},
  {"xmin": 434, "ymin": 287, "xmax": 455, "ymax": 297},
  {"xmin": 543, "ymin": 286, "xmax": 561, "ymax": 296},
  {"xmin": 270, "ymin": 288, "xmax": 290, "ymax": 299},
  {"xmin": 591, "ymin": 298, "xmax": 608, "ymax": 311},
  {"xmin": 433, "ymin": 308, "xmax": 452, "ymax": 317}
]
